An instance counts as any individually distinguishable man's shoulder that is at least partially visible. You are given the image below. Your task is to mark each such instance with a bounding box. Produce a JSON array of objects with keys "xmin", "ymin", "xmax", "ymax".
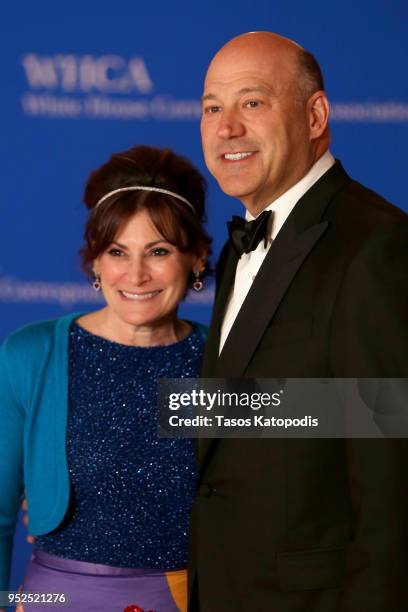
[
  {"xmin": 328, "ymin": 172, "xmax": 408, "ymax": 236},
  {"xmin": 348, "ymin": 177, "xmax": 405, "ymax": 217}
]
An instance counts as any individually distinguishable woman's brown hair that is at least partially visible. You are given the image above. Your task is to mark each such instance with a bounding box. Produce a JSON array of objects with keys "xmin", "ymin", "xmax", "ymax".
[{"xmin": 80, "ymin": 145, "xmax": 211, "ymax": 278}]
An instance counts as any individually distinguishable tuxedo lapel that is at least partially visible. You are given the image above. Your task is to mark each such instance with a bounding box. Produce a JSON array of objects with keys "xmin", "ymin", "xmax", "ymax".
[
  {"xmin": 216, "ymin": 218, "xmax": 328, "ymax": 376},
  {"xmin": 201, "ymin": 246, "xmax": 238, "ymax": 377},
  {"xmin": 199, "ymin": 247, "xmax": 238, "ymax": 467}
]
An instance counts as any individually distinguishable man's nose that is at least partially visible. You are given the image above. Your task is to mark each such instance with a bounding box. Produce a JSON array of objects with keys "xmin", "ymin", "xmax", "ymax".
[{"xmin": 216, "ymin": 109, "xmax": 245, "ymax": 140}]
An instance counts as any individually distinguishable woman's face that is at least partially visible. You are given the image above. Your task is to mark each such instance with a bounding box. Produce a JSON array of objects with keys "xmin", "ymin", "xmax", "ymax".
[{"xmin": 93, "ymin": 208, "xmax": 199, "ymax": 330}]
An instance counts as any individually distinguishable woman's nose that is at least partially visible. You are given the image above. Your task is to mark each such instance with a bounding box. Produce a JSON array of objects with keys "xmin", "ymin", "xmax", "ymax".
[{"xmin": 126, "ymin": 257, "xmax": 152, "ymax": 285}]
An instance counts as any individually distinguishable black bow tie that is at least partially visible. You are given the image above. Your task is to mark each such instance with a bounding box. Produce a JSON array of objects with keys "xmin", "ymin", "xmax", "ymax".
[{"xmin": 227, "ymin": 210, "xmax": 272, "ymax": 257}]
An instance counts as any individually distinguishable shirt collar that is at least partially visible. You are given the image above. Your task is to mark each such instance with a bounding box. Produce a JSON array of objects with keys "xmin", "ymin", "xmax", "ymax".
[{"xmin": 246, "ymin": 150, "xmax": 336, "ymax": 240}]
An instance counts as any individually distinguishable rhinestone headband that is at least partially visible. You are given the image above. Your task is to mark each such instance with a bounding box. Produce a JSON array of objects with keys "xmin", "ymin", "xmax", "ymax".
[{"xmin": 95, "ymin": 186, "xmax": 195, "ymax": 213}]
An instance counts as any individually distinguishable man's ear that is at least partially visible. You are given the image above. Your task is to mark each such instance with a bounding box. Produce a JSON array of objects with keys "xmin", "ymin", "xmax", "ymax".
[{"xmin": 308, "ymin": 91, "xmax": 330, "ymax": 140}]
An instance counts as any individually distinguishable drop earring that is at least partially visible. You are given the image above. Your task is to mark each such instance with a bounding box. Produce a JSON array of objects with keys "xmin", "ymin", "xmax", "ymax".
[
  {"xmin": 193, "ymin": 271, "xmax": 203, "ymax": 292},
  {"xmin": 93, "ymin": 274, "xmax": 101, "ymax": 291}
]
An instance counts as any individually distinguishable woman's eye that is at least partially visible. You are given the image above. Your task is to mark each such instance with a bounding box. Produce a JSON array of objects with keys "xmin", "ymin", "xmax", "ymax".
[
  {"xmin": 107, "ymin": 248, "xmax": 123, "ymax": 257},
  {"xmin": 151, "ymin": 247, "xmax": 169, "ymax": 256}
]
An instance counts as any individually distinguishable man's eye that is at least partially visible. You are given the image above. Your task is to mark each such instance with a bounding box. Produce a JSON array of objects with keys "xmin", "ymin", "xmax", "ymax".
[
  {"xmin": 245, "ymin": 100, "xmax": 261, "ymax": 108},
  {"xmin": 204, "ymin": 106, "xmax": 221, "ymax": 114},
  {"xmin": 151, "ymin": 247, "xmax": 169, "ymax": 256}
]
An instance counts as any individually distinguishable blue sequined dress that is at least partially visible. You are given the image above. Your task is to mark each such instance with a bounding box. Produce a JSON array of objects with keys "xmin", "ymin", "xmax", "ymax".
[{"xmin": 35, "ymin": 321, "xmax": 204, "ymax": 571}]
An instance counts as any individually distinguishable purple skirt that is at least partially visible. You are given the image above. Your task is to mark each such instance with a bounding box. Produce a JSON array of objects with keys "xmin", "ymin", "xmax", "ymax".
[{"xmin": 21, "ymin": 549, "xmax": 187, "ymax": 612}]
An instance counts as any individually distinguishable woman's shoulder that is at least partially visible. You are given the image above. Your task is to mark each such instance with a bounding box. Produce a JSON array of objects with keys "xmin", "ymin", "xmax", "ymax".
[
  {"xmin": 1, "ymin": 312, "xmax": 82, "ymax": 356},
  {"xmin": 189, "ymin": 321, "xmax": 209, "ymax": 341}
]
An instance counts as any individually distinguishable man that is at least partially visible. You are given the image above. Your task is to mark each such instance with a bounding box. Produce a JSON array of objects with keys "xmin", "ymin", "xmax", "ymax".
[{"xmin": 189, "ymin": 32, "xmax": 408, "ymax": 611}]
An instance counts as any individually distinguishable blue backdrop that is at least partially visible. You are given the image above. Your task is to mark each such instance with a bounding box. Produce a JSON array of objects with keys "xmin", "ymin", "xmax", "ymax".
[{"xmin": 1, "ymin": 0, "xmax": 407, "ymax": 595}]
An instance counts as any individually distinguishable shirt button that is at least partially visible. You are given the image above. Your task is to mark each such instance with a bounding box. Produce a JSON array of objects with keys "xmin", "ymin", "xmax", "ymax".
[{"xmin": 199, "ymin": 483, "xmax": 214, "ymax": 497}]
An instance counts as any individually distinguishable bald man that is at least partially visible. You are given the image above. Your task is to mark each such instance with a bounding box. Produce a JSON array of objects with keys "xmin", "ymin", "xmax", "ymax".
[{"xmin": 189, "ymin": 33, "xmax": 408, "ymax": 611}]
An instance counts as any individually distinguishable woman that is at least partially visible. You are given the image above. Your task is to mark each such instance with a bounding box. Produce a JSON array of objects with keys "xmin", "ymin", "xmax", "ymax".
[{"xmin": 0, "ymin": 145, "xmax": 210, "ymax": 612}]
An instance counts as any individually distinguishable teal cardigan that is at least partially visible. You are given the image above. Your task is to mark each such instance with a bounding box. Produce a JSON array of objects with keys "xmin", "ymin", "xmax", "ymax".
[{"xmin": 0, "ymin": 312, "xmax": 207, "ymax": 590}]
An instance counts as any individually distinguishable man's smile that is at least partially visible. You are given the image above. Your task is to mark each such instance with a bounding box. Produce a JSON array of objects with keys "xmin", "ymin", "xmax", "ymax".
[{"xmin": 223, "ymin": 151, "xmax": 255, "ymax": 161}]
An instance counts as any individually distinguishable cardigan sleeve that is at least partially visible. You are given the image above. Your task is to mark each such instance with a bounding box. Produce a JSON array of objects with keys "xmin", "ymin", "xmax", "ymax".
[{"xmin": 0, "ymin": 338, "xmax": 25, "ymax": 591}]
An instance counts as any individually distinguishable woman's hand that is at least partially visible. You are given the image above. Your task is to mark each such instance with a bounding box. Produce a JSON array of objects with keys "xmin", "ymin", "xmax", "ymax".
[
  {"xmin": 14, "ymin": 585, "xmax": 24, "ymax": 612},
  {"xmin": 21, "ymin": 497, "xmax": 34, "ymax": 544}
]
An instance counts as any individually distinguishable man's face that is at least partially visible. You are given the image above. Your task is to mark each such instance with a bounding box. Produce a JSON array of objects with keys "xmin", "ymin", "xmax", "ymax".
[{"xmin": 201, "ymin": 40, "xmax": 314, "ymax": 215}]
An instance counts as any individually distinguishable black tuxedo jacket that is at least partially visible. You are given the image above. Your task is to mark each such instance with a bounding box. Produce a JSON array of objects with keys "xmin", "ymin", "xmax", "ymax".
[{"xmin": 189, "ymin": 162, "xmax": 408, "ymax": 611}]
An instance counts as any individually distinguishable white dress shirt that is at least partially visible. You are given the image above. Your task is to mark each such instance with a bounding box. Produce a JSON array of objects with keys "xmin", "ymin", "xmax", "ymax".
[{"xmin": 219, "ymin": 150, "xmax": 336, "ymax": 353}]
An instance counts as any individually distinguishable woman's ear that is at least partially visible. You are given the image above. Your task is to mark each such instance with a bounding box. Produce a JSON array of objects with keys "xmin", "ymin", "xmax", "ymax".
[
  {"xmin": 92, "ymin": 258, "xmax": 100, "ymax": 277},
  {"xmin": 193, "ymin": 250, "xmax": 208, "ymax": 275}
]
